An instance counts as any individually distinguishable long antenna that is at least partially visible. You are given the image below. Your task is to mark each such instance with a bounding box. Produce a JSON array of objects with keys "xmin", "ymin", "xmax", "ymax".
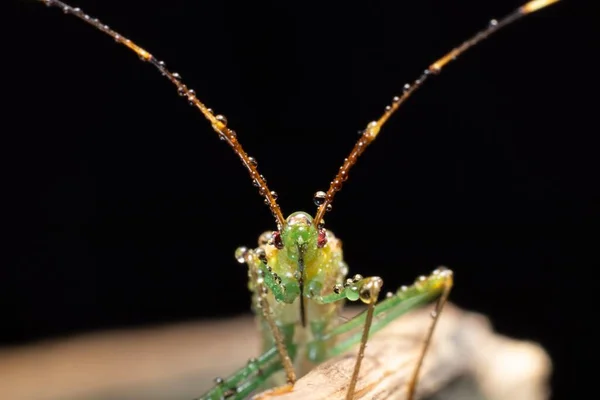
[
  {"xmin": 37, "ymin": 0, "xmax": 286, "ymax": 228},
  {"xmin": 313, "ymin": 0, "xmax": 560, "ymax": 226}
]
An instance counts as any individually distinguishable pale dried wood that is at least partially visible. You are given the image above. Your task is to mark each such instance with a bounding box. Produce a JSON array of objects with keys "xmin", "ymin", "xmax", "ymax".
[
  {"xmin": 254, "ymin": 304, "xmax": 552, "ymax": 400},
  {"xmin": 0, "ymin": 304, "xmax": 550, "ymax": 400}
]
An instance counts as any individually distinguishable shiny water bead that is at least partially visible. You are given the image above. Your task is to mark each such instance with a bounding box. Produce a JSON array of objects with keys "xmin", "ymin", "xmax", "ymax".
[
  {"xmin": 215, "ymin": 114, "xmax": 228, "ymax": 126},
  {"xmin": 346, "ymin": 285, "xmax": 360, "ymax": 301},
  {"xmin": 364, "ymin": 121, "xmax": 380, "ymax": 140},
  {"xmin": 415, "ymin": 275, "xmax": 427, "ymax": 290},
  {"xmin": 255, "ymin": 247, "xmax": 267, "ymax": 263},
  {"xmin": 313, "ymin": 191, "xmax": 327, "ymax": 206},
  {"xmin": 258, "ymin": 231, "xmax": 272, "ymax": 246},
  {"xmin": 234, "ymin": 246, "xmax": 249, "ymax": 264},
  {"xmin": 333, "ymin": 284, "xmax": 343, "ymax": 294}
]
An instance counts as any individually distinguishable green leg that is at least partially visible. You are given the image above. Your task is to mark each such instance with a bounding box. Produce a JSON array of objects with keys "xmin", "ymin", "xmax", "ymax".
[
  {"xmin": 310, "ymin": 267, "xmax": 454, "ymax": 400},
  {"xmin": 195, "ymin": 344, "xmax": 296, "ymax": 400}
]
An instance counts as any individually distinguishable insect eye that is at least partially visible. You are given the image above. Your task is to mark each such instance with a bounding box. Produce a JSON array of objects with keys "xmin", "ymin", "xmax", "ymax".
[
  {"xmin": 272, "ymin": 231, "xmax": 284, "ymax": 249},
  {"xmin": 317, "ymin": 229, "xmax": 327, "ymax": 248}
]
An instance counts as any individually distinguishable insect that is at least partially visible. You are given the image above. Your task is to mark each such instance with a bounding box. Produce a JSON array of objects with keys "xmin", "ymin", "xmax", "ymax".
[{"xmin": 30, "ymin": 0, "xmax": 560, "ymax": 399}]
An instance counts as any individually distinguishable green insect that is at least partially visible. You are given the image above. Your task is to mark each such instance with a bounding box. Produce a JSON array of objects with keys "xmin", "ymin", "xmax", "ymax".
[{"xmin": 32, "ymin": 0, "xmax": 560, "ymax": 399}]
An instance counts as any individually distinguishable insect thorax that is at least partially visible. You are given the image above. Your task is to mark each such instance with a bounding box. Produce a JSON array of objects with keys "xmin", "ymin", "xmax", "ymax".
[{"xmin": 235, "ymin": 211, "xmax": 349, "ymax": 375}]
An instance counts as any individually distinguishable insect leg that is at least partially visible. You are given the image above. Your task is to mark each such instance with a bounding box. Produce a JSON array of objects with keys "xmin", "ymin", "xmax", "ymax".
[
  {"xmin": 195, "ymin": 345, "xmax": 294, "ymax": 400},
  {"xmin": 346, "ymin": 276, "xmax": 382, "ymax": 400},
  {"xmin": 313, "ymin": 268, "xmax": 453, "ymax": 400},
  {"xmin": 245, "ymin": 251, "xmax": 298, "ymax": 396}
]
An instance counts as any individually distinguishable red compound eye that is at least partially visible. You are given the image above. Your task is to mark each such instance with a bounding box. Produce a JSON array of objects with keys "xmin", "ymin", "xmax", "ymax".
[
  {"xmin": 272, "ymin": 231, "xmax": 283, "ymax": 249},
  {"xmin": 317, "ymin": 229, "xmax": 327, "ymax": 248}
]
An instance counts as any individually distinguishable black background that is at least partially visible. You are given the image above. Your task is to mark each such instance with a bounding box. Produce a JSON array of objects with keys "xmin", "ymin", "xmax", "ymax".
[{"xmin": 3, "ymin": 0, "xmax": 596, "ymax": 398}]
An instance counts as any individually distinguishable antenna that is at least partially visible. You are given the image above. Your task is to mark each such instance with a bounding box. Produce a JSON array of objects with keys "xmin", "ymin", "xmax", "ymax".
[
  {"xmin": 313, "ymin": 0, "xmax": 560, "ymax": 226},
  {"xmin": 38, "ymin": 0, "xmax": 286, "ymax": 228}
]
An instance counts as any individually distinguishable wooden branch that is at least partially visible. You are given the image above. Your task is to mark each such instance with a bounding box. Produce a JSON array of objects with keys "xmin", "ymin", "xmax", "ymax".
[
  {"xmin": 0, "ymin": 304, "xmax": 550, "ymax": 400},
  {"xmin": 254, "ymin": 304, "xmax": 552, "ymax": 400}
]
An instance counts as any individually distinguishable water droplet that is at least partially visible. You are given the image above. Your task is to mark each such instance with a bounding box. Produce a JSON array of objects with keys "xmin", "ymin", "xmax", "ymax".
[
  {"xmin": 386, "ymin": 292, "xmax": 394, "ymax": 298},
  {"xmin": 248, "ymin": 157, "xmax": 258, "ymax": 167},
  {"xmin": 270, "ymin": 191, "xmax": 278, "ymax": 200},
  {"xmin": 234, "ymin": 246, "xmax": 248, "ymax": 264},
  {"xmin": 255, "ymin": 248, "xmax": 267, "ymax": 263},
  {"xmin": 385, "ymin": 105, "xmax": 392, "ymax": 112},
  {"xmin": 84, "ymin": 14, "xmax": 90, "ymax": 20},
  {"xmin": 62, "ymin": 6, "xmax": 70, "ymax": 13},
  {"xmin": 252, "ymin": 179, "xmax": 259, "ymax": 187},
  {"xmin": 177, "ymin": 87, "xmax": 186, "ymax": 96},
  {"xmin": 158, "ymin": 60, "xmax": 166, "ymax": 67},
  {"xmin": 326, "ymin": 204, "xmax": 333, "ymax": 212},
  {"xmin": 73, "ymin": 7, "xmax": 80, "ymax": 13},
  {"xmin": 403, "ymin": 83, "xmax": 411, "ymax": 92},
  {"xmin": 489, "ymin": 19, "xmax": 498, "ymax": 27},
  {"xmin": 206, "ymin": 108, "xmax": 213, "ymax": 115},
  {"xmin": 353, "ymin": 274, "xmax": 363, "ymax": 282},
  {"xmin": 215, "ymin": 114, "xmax": 228, "ymax": 126},
  {"xmin": 187, "ymin": 89, "xmax": 196, "ymax": 103},
  {"xmin": 365, "ymin": 121, "xmax": 380, "ymax": 139},
  {"xmin": 214, "ymin": 377, "xmax": 224, "ymax": 385},
  {"xmin": 392, "ymin": 96, "xmax": 400, "ymax": 103},
  {"xmin": 430, "ymin": 310, "xmax": 438, "ymax": 318},
  {"xmin": 258, "ymin": 231, "xmax": 273, "ymax": 246},
  {"xmin": 331, "ymin": 179, "xmax": 342, "ymax": 191},
  {"xmin": 172, "ymin": 72, "xmax": 181, "ymax": 80},
  {"xmin": 313, "ymin": 191, "xmax": 326, "ymax": 206},
  {"xmin": 339, "ymin": 262, "xmax": 349, "ymax": 276}
]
